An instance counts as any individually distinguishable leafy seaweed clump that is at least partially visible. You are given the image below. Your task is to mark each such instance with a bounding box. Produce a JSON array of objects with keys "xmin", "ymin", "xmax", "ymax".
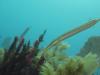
[
  {"xmin": 0, "ymin": 30, "xmax": 46, "ymax": 75},
  {"xmin": 40, "ymin": 43, "xmax": 99, "ymax": 75}
]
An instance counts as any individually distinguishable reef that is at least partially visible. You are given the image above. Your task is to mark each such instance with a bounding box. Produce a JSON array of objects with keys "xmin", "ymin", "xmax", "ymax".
[
  {"xmin": 78, "ymin": 36, "xmax": 100, "ymax": 57},
  {"xmin": 0, "ymin": 19, "xmax": 100, "ymax": 75}
]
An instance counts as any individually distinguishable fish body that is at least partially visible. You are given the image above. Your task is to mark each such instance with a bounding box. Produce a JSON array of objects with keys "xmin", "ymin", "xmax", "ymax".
[{"xmin": 47, "ymin": 19, "xmax": 100, "ymax": 49}]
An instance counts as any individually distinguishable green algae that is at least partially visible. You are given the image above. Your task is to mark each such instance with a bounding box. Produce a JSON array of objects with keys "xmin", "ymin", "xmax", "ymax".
[{"xmin": 40, "ymin": 43, "xmax": 99, "ymax": 75}]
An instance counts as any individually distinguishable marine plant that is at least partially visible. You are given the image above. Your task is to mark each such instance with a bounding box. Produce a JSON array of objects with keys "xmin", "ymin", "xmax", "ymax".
[
  {"xmin": 40, "ymin": 43, "xmax": 99, "ymax": 75},
  {"xmin": 0, "ymin": 27, "xmax": 46, "ymax": 75},
  {"xmin": 0, "ymin": 19, "xmax": 100, "ymax": 75}
]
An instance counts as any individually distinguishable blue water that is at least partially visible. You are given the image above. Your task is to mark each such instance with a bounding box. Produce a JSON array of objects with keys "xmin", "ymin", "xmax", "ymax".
[{"xmin": 0, "ymin": 0, "xmax": 100, "ymax": 56}]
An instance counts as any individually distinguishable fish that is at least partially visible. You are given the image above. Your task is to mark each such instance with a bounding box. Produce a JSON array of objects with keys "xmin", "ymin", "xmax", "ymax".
[{"xmin": 46, "ymin": 19, "xmax": 100, "ymax": 49}]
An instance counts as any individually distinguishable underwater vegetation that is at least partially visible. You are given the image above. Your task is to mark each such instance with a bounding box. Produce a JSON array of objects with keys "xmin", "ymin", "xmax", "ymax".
[
  {"xmin": 40, "ymin": 48, "xmax": 98, "ymax": 75},
  {"xmin": 0, "ymin": 19, "xmax": 100, "ymax": 75}
]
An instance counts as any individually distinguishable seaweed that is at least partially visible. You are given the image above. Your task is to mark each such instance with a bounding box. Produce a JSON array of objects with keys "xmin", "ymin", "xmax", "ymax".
[
  {"xmin": 40, "ymin": 44, "xmax": 99, "ymax": 75},
  {"xmin": 0, "ymin": 19, "xmax": 100, "ymax": 75},
  {"xmin": 0, "ymin": 29, "xmax": 46, "ymax": 75}
]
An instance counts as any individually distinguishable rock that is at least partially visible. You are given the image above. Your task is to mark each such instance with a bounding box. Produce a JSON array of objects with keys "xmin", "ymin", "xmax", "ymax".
[{"xmin": 77, "ymin": 36, "xmax": 100, "ymax": 57}]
